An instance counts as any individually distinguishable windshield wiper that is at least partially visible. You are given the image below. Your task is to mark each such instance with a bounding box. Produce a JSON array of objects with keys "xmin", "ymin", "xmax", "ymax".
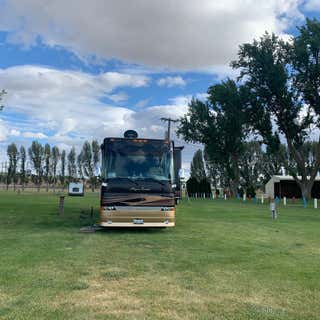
[
  {"xmin": 109, "ymin": 177, "xmax": 141, "ymax": 187},
  {"xmin": 142, "ymin": 177, "xmax": 168, "ymax": 186}
]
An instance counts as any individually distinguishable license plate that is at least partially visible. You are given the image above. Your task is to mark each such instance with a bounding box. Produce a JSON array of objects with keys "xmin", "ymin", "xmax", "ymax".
[{"xmin": 133, "ymin": 219, "xmax": 144, "ymax": 224}]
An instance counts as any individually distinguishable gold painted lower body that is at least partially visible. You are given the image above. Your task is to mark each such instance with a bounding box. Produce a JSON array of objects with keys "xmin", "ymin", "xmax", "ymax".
[
  {"xmin": 100, "ymin": 207, "xmax": 175, "ymax": 227},
  {"xmin": 100, "ymin": 221, "xmax": 175, "ymax": 227}
]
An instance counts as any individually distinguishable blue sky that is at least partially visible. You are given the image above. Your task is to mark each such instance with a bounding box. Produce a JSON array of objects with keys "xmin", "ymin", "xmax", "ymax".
[{"xmin": 0, "ymin": 0, "xmax": 319, "ymax": 174}]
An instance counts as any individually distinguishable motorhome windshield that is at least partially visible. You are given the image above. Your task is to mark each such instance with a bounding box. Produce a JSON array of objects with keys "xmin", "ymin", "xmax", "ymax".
[{"xmin": 103, "ymin": 140, "xmax": 173, "ymax": 182}]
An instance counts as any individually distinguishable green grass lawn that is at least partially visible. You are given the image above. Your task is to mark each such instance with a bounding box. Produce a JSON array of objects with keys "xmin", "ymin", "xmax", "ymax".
[{"xmin": 0, "ymin": 192, "xmax": 319, "ymax": 319}]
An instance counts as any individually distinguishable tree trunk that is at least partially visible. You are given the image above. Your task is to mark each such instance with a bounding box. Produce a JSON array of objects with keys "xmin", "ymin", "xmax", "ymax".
[
  {"xmin": 229, "ymin": 156, "xmax": 240, "ymax": 197},
  {"xmin": 229, "ymin": 179, "xmax": 238, "ymax": 197},
  {"xmin": 297, "ymin": 179, "xmax": 314, "ymax": 200},
  {"xmin": 286, "ymin": 137, "xmax": 320, "ymax": 200}
]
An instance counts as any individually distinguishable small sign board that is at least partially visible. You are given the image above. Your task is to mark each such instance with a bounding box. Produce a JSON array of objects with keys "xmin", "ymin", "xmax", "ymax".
[{"xmin": 68, "ymin": 182, "xmax": 84, "ymax": 196}]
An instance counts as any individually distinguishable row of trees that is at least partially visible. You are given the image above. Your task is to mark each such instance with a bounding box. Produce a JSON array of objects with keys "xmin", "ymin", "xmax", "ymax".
[
  {"xmin": 178, "ymin": 18, "xmax": 320, "ymax": 199},
  {"xmin": 188, "ymin": 143, "xmax": 290, "ymax": 197},
  {"xmin": 3, "ymin": 140, "xmax": 100, "ymax": 191}
]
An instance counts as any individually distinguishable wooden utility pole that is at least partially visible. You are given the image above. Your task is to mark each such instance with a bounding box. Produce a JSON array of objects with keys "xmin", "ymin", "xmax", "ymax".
[{"xmin": 160, "ymin": 117, "xmax": 179, "ymax": 142}]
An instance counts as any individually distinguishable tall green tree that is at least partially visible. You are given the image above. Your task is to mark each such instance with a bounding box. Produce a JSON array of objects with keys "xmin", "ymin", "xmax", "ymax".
[
  {"xmin": 44, "ymin": 143, "xmax": 51, "ymax": 192},
  {"xmin": 81, "ymin": 141, "xmax": 95, "ymax": 191},
  {"xmin": 260, "ymin": 145, "xmax": 286, "ymax": 185},
  {"xmin": 67, "ymin": 147, "xmax": 77, "ymax": 182},
  {"xmin": 77, "ymin": 152, "xmax": 84, "ymax": 180},
  {"xmin": 28, "ymin": 141, "xmax": 44, "ymax": 191},
  {"xmin": 7, "ymin": 143, "xmax": 19, "ymax": 190},
  {"xmin": 232, "ymin": 18, "xmax": 320, "ymax": 199},
  {"xmin": 92, "ymin": 140, "xmax": 100, "ymax": 174},
  {"xmin": 238, "ymin": 141, "xmax": 264, "ymax": 196},
  {"xmin": 190, "ymin": 149, "xmax": 206, "ymax": 182},
  {"xmin": 187, "ymin": 149, "xmax": 209, "ymax": 196},
  {"xmin": 204, "ymin": 147, "xmax": 226, "ymax": 190},
  {"xmin": 60, "ymin": 150, "xmax": 66, "ymax": 189},
  {"xmin": 177, "ymin": 80, "xmax": 249, "ymax": 196},
  {"xmin": 20, "ymin": 146, "xmax": 27, "ymax": 190},
  {"xmin": 51, "ymin": 146, "xmax": 60, "ymax": 191},
  {"xmin": 282, "ymin": 141, "xmax": 320, "ymax": 180},
  {"xmin": 80, "ymin": 140, "xmax": 100, "ymax": 191}
]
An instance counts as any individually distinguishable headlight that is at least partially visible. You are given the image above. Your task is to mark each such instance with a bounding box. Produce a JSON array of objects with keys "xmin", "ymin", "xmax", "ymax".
[
  {"xmin": 105, "ymin": 206, "xmax": 116, "ymax": 211},
  {"xmin": 161, "ymin": 207, "xmax": 173, "ymax": 211}
]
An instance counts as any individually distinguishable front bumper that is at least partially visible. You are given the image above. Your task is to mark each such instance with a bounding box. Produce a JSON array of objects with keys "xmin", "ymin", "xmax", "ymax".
[
  {"xmin": 100, "ymin": 221, "xmax": 175, "ymax": 227},
  {"xmin": 99, "ymin": 206, "xmax": 175, "ymax": 227}
]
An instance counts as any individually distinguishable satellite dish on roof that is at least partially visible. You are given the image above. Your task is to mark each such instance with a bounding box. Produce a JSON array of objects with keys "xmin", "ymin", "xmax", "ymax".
[{"xmin": 124, "ymin": 130, "xmax": 138, "ymax": 139}]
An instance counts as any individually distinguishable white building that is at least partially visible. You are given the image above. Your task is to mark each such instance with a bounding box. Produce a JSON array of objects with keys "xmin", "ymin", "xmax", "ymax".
[{"xmin": 265, "ymin": 175, "xmax": 320, "ymax": 198}]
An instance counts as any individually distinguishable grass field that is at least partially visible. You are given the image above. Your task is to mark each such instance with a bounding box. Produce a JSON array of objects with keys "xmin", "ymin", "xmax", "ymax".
[{"xmin": 0, "ymin": 192, "xmax": 319, "ymax": 319}]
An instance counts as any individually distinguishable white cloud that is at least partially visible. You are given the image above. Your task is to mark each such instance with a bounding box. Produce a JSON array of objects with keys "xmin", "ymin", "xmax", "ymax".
[
  {"xmin": 303, "ymin": 0, "xmax": 320, "ymax": 11},
  {"xmin": 0, "ymin": 65, "xmax": 193, "ymax": 150},
  {"xmin": 135, "ymin": 98, "xmax": 152, "ymax": 109},
  {"xmin": 107, "ymin": 92, "xmax": 129, "ymax": 103},
  {"xmin": 127, "ymin": 104, "xmax": 188, "ymax": 139},
  {"xmin": 9, "ymin": 129, "xmax": 21, "ymax": 136},
  {"xmin": 0, "ymin": 64, "xmax": 203, "ymax": 169},
  {"xmin": 0, "ymin": 65, "xmax": 149, "ymax": 140},
  {"xmin": 0, "ymin": 64, "xmax": 155, "ymax": 164},
  {"xmin": 206, "ymin": 65, "xmax": 240, "ymax": 80},
  {"xmin": 0, "ymin": 0, "xmax": 304, "ymax": 70},
  {"xmin": 195, "ymin": 93, "xmax": 209, "ymax": 102},
  {"xmin": 169, "ymin": 96, "xmax": 191, "ymax": 106},
  {"xmin": 169, "ymin": 93, "xmax": 208, "ymax": 106},
  {"xmin": 22, "ymin": 132, "xmax": 48, "ymax": 139},
  {"xmin": 157, "ymin": 76, "xmax": 186, "ymax": 87},
  {"xmin": 124, "ymin": 95, "xmax": 202, "ymax": 168}
]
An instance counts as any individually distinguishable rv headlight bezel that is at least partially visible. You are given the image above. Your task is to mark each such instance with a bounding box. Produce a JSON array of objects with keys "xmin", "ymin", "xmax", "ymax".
[
  {"xmin": 105, "ymin": 206, "xmax": 116, "ymax": 211},
  {"xmin": 161, "ymin": 207, "xmax": 174, "ymax": 211}
]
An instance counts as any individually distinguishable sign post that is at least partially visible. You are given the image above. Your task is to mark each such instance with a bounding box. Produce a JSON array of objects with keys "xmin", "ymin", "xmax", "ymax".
[{"xmin": 59, "ymin": 196, "xmax": 65, "ymax": 216}]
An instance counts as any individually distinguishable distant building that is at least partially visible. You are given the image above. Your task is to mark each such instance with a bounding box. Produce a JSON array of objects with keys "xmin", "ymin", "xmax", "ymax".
[{"xmin": 265, "ymin": 175, "xmax": 320, "ymax": 198}]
